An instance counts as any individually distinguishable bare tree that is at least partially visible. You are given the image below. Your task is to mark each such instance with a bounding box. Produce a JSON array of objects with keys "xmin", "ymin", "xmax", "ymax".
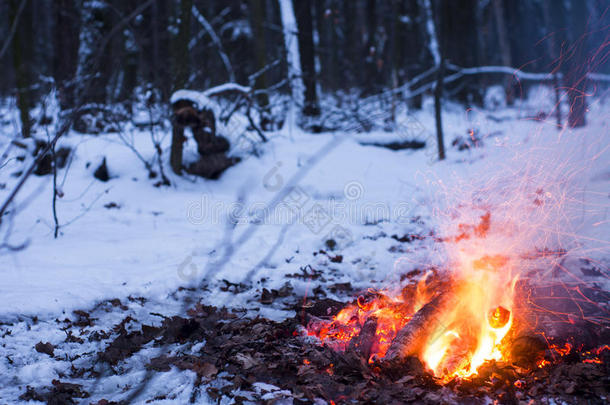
[
  {"xmin": 422, "ymin": 0, "xmax": 445, "ymax": 161},
  {"xmin": 564, "ymin": 0, "xmax": 589, "ymax": 128},
  {"xmin": 248, "ymin": 0, "xmax": 271, "ymax": 113},
  {"xmin": 173, "ymin": 0, "xmax": 192, "ymax": 92},
  {"xmin": 53, "ymin": 0, "xmax": 80, "ymax": 110},
  {"xmin": 9, "ymin": 0, "xmax": 33, "ymax": 138},
  {"xmin": 294, "ymin": 0, "xmax": 320, "ymax": 116},
  {"xmin": 278, "ymin": 0, "xmax": 306, "ymax": 127},
  {"xmin": 541, "ymin": 0, "xmax": 563, "ymax": 128}
]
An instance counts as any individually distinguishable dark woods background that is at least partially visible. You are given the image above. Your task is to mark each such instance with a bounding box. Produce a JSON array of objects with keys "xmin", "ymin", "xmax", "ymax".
[{"xmin": 1, "ymin": 0, "xmax": 608, "ymax": 138}]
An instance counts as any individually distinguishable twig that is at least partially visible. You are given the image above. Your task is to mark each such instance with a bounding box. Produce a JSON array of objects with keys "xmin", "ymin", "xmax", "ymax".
[
  {"xmin": 51, "ymin": 141, "xmax": 59, "ymax": 238},
  {"xmin": 60, "ymin": 188, "xmax": 110, "ymax": 228},
  {"xmin": 246, "ymin": 98, "xmax": 268, "ymax": 142},
  {"xmin": 0, "ymin": 122, "xmax": 66, "ymax": 224}
]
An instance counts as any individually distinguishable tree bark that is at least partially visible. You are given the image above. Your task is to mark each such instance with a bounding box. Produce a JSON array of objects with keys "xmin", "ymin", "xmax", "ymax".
[
  {"xmin": 173, "ymin": 0, "xmax": 193, "ymax": 92},
  {"xmin": 278, "ymin": 0, "xmax": 305, "ymax": 126},
  {"xmin": 342, "ymin": 0, "xmax": 358, "ymax": 89},
  {"xmin": 363, "ymin": 0, "xmax": 377, "ymax": 94},
  {"xmin": 406, "ymin": 0, "xmax": 424, "ymax": 109},
  {"xmin": 492, "ymin": 0, "xmax": 514, "ymax": 105},
  {"xmin": 170, "ymin": 125, "xmax": 184, "ymax": 175},
  {"xmin": 249, "ymin": 0, "xmax": 270, "ymax": 109},
  {"xmin": 434, "ymin": 57, "xmax": 446, "ymax": 161},
  {"xmin": 53, "ymin": 0, "xmax": 80, "ymax": 110},
  {"xmin": 564, "ymin": 0, "xmax": 588, "ymax": 128},
  {"xmin": 294, "ymin": 0, "xmax": 319, "ymax": 116},
  {"xmin": 10, "ymin": 0, "xmax": 33, "ymax": 138},
  {"xmin": 423, "ymin": 0, "xmax": 445, "ymax": 160},
  {"xmin": 541, "ymin": 0, "xmax": 562, "ymax": 128}
]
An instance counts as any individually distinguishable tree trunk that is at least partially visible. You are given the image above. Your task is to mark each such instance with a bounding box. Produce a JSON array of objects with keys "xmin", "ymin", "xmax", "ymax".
[
  {"xmin": 156, "ymin": 0, "xmax": 172, "ymax": 100},
  {"xmin": 472, "ymin": 0, "xmax": 488, "ymax": 106},
  {"xmin": 541, "ymin": 0, "xmax": 562, "ymax": 128},
  {"xmin": 406, "ymin": 0, "xmax": 424, "ymax": 109},
  {"xmin": 53, "ymin": 0, "xmax": 80, "ymax": 110},
  {"xmin": 173, "ymin": 0, "xmax": 192, "ymax": 92},
  {"xmin": 82, "ymin": 2, "xmax": 116, "ymax": 104},
  {"xmin": 278, "ymin": 0, "xmax": 305, "ymax": 124},
  {"xmin": 314, "ymin": 0, "xmax": 334, "ymax": 91},
  {"xmin": 342, "ymin": 0, "xmax": 358, "ymax": 89},
  {"xmin": 294, "ymin": 0, "xmax": 319, "ymax": 116},
  {"xmin": 434, "ymin": 57, "xmax": 446, "ymax": 161},
  {"xmin": 492, "ymin": 0, "xmax": 514, "ymax": 105},
  {"xmin": 422, "ymin": 0, "xmax": 445, "ymax": 160},
  {"xmin": 248, "ymin": 0, "xmax": 271, "ymax": 115},
  {"xmin": 564, "ymin": 1, "xmax": 588, "ymax": 128},
  {"xmin": 363, "ymin": 0, "xmax": 377, "ymax": 95},
  {"xmin": 170, "ymin": 125, "xmax": 184, "ymax": 175},
  {"xmin": 389, "ymin": 0, "xmax": 399, "ymax": 122},
  {"xmin": 10, "ymin": 0, "xmax": 33, "ymax": 138}
]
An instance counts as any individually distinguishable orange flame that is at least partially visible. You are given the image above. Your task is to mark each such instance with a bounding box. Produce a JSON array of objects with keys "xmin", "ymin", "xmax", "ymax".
[{"xmin": 308, "ymin": 254, "xmax": 520, "ymax": 380}]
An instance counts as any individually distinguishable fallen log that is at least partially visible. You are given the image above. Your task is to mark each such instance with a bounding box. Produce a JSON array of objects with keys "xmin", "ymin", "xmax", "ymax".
[
  {"xmin": 382, "ymin": 291, "xmax": 455, "ymax": 364},
  {"xmin": 348, "ymin": 316, "xmax": 378, "ymax": 361}
]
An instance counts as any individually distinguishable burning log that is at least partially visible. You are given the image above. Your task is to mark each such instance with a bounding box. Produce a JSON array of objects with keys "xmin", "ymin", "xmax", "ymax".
[
  {"xmin": 382, "ymin": 291, "xmax": 454, "ymax": 364},
  {"xmin": 347, "ymin": 316, "xmax": 378, "ymax": 361}
]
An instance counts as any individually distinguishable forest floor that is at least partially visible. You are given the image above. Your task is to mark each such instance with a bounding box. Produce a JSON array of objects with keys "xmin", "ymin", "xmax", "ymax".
[{"xmin": 0, "ymin": 92, "xmax": 608, "ymax": 404}]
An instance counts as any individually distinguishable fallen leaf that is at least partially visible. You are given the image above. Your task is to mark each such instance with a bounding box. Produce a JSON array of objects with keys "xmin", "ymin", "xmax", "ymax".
[{"xmin": 35, "ymin": 342, "xmax": 54, "ymax": 357}]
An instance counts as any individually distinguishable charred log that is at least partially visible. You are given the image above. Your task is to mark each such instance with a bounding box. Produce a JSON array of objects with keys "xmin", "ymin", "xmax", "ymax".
[
  {"xmin": 383, "ymin": 291, "xmax": 454, "ymax": 364},
  {"xmin": 348, "ymin": 316, "xmax": 378, "ymax": 361},
  {"xmin": 508, "ymin": 335, "xmax": 546, "ymax": 368}
]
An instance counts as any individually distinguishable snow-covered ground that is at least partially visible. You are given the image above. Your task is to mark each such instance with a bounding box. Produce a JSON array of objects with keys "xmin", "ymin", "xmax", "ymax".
[{"xmin": 0, "ymin": 93, "xmax": 608, "ymax": 403}]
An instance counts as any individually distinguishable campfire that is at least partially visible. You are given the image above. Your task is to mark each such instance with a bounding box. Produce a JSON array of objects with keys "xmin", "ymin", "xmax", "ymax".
[
  {"xmin": 305, "ymin": 268, "xmax": 609, "ymax": 386},
  {"xmin": 305, "ymin": 209, "xmax": 609, "ymax": 386},
  {"xmin": 306, "ymin": 267, "xmax": 520, "ymax": 381}
]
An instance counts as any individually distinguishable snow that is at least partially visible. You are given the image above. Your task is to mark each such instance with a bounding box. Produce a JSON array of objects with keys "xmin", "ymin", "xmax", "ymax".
[
  {"xmin": 202, "ymin": 82, "xmax": 251, "ymax": 96},
  {"xmin": 170, "ymin": 89, "xmax": 217, "ymax": 111},
  {"xmin": 483, "ymin": 85, "xmax": 506, "ymax": 110},
  {"xmin": 170, "ymin": 84, "xmax": 252, "ymax": 120},
  {"xmin": 0, "ymin": 92, "xmax": 608, "ymax": 403}
]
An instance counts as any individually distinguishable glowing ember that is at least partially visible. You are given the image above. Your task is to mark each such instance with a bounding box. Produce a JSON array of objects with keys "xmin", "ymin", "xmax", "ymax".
[{"xmin": 308, "ymin": 290, "xmax": 413, "ymax": 361}]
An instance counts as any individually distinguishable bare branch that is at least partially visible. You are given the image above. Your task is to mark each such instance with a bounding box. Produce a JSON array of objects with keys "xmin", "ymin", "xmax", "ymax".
[{"xmin": 191, "ymin": 5, "xmax": 235, "ymax": 82}]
